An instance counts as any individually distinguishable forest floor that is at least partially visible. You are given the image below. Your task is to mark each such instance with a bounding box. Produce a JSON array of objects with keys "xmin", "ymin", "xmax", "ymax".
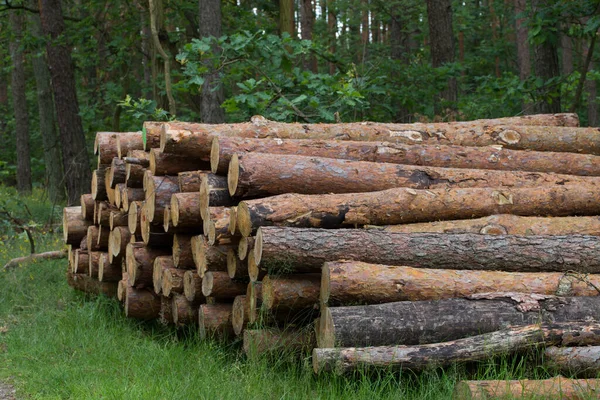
[{"xmin": 0, "ymin": 382, "xmax": 16, "ymax": 400}]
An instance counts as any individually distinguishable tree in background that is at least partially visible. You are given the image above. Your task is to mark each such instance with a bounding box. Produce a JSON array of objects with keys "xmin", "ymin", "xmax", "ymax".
[{"xmin": 199, "ymin": 0, "xmax": 225, "ymax": 123}]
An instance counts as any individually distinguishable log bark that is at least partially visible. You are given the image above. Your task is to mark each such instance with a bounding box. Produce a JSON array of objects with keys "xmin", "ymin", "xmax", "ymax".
[
  {"xmin": 205, "ymin": 207, "xmax": 235, "ymax": 245},
  {"xmin": 247, "ymin": 281, "xmax": 262, "ymax": 324},
  {"xmin": 117, "ymin": 131, "xmax": 143, "ymax": 159},
  {"xmin": 73, "ymin": 249, "xmax": 88, "ymax": 274},
  {"xmin": 126, "ymin": 242, "xmax": 170, "ymax": 288},
  {"xmin": 144, "ymin": 175, "xmax": 179, "ymax": 223},
  {"xmin": 199, "ymin": 174, "xmax": 236, "ymax": 220},
  {"xmin": 318, "ymin": 295, "xmax": 600, "ymax": 348},
  {"xmin": 67, "ymin": 271, "xmax": 118, "ymax": 297},
  {"xmin": 80, "ymin": 194, "xmax": 95, "ymax": 221},
  {"xmin": 453, "ymin": 376, "xmax": 600, "ymax": 400},
  {"xmin": 149, "ymin": 148, "xmax": 209, "ymax": 176},
  {"xmin": 87, "ymin": 251, "xmax": 103, "ymax": 278},
  {"xmin": 178, "ymin": 170, "xmax": 208, "ymax": 192},
  {"xmin": 109, "ymin": 211, "xmax": 128, "ymax": 231},
  {"xmin": 183, "ymin": 270, "xmax": 203, "ymax": 302},
  {"xmin": 172, "ymin": 234, "xmax": 195, "ymax": 268},
  {"xmin": 314, "ymin": 322, "xmax": 600, "ymax": 374},
  {"xmin": 243, "ymin": 328, "xmax": 315, "ymax": 357},
  {"xmin": 91, "ymin": 168, "xmax": 107, "ymax": 201},
  {"xmin": 199, "ymin": 303, "xmax": 234, "ymax": 339},
  {"xmin": 212, "ymin": 136, "xmax": 600, "ymax": 176},
  {"xmin": 94, "ymin": 132, "xmax": 119, "ymax": 165},
  {"xmin": 96, "ymin": 202, "xmax": 118, "ymax": 226},
  {"xmin": 322, "ymin": 261, "xmax": 600, "ymax": 306},
  {"xmin": 98, "ymin": 252, "xmax": 121, "ymax": 282},
  {"xmin": 228, "ymin": 153, "xmax": 600, "ymax": 198},
  {"xmin": 159, "ymin": 295, "xmax": 174, "ymax": 325},
  {"xmin": 255, "ymin": 227, "xmax": 600, "ymax": 273},
  {"xmin": 142, "ymin": 121, "xmax": 163, "ymax": 150},
  {"xmin": 127, "ymin": 201, "xmax": 142, "ymax": 235},
  {"xmin": 103, "ymin": 169, "xmax": 116, "ymax": 205},
  {"xmin": 162, "ymin": 267, "xmax": 186, "ymax": 297},
  {"xmin": 202, "ymin": 271, "xmax": 247, "ymax": 300},
  {"xmin": 125, "ymin": 150, "xmax": 149, "ymax": 187},
  {"xmin": 160, "ymin": 114, "xmax": 580, "ymax": 158},
  {"xmin": 86, "ymin": 225, "xmax": 109, "ymax": 251},
  {"xmin": 238, "ymin": 185, "xmax": 600, "ymax": 237},
  {"xmin": 232, "ymin": 295, "xmax": 249, "ymax": 335},
  {"xmin": 140, "ymin": 202, "xmax": 173, "ymax": 247},
  {"xmin": 191, "ymin": 235, "xmax": 230, "ymax": 277},
  {"xmin": 262, "ymin": 273, "xmax": 321, "ymax": 311},
  {"xmin": 63, "ymin": 206, "xmax": 91, "ymax": 245},
  {"xmin": 153, "ymin": 255, "xmax": 173, "ymax": 294},
  {"xmin": 120, "ymin": 187, "xmax": 144, "ymax": 212},
  {"xmin": 108, "ymin": 157, "xmax": 126, "ymax": 188},
  {"xmin": 171, "ymin": 294, "xmax": 199, "ymax": 325},
  {"xmin": 373, "ymin": 214, "xmax": 600, "ymax": 236},
  {"xmin": 3, "ymin": 250, "xmax": 66, "ymax": 271},
  {"xmin": 545, "ymin": 346, "xmax": 600, "ymax": 377},
  {"xmin": 170, "ymin": 192, "xmax": 202, "ymax": 229},
  {"xmin": 124, "ymin": 286, "xmax": 160, "ymax": 319}
]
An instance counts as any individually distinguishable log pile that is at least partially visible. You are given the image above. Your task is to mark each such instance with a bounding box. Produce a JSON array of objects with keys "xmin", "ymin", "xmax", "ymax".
[{"xmin": 63, "ymin": 113, "xmax": 600, "ymax": 388}]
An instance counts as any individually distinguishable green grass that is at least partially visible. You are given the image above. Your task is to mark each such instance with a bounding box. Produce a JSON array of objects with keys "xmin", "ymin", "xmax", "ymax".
[{"xmin": 0, "ymin": 187, "xmax": 582, "ymax": 399}]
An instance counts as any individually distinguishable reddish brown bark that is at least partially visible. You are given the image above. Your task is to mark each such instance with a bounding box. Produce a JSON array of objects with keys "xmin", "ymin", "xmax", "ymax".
[
  {"xmin": 202, "ymin": 271, "xmax": 247, "ymax": 300},
  {"xmin": 199, "ymin": 303, "xmax": 235, "ymax": 339},
  {"xmin": 63, "ymin": 206, "xmax": 91, "ymax": 245},
  {"xmin": 94, "ymin": 132, "xmax": 119, "ymax": 165},
  {"xmin": 183, "ymin": 270, "xmax": 203, "ymax": 302},
  {"xmin": 262, "ymin": 274, "xmax": 321, "ymax": 311},
  {"xmin": 117, "ymin": 131, "xmax": 143, "ymax": 159},
  {"xmin": 177, "ymin": 170, "xmax": 208, "ymax": 192},
  {"xmin": 170, "ymin": 192, "xmax": 202, "ymax": 229},
  {"xmin": 171, "ymin": 294, "xmax": 199, "ymax": 325},
  {"xmin": 80, "ymin": 194, "xmax": 95, "ymax": 221},
  {"xmin": 67, "ymin": 271, "xmax": 118, "ymax": 297},
  {"xmin": 149, "ymin": 148, "xmax": 209, "ymax": 176},
  {"xmin": 191, "ymin": 235, "xmax": 230, "ymax": 277},
  {"xmin": 124, "ymin": 286, "xmax": 160, "ymax": 319},
  {"xmin": 126, "ymin": 242, "xmax": 170, "ymax": 288}
]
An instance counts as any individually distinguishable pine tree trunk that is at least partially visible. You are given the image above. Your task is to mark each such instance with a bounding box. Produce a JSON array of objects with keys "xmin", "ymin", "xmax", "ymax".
[
  {"xmin": 199, "ymin": 0, "xmax": 225, "ymax": 123},
  {"xmin": 545, "ymin": 346, "xmax": 600, "ymax": 377}
]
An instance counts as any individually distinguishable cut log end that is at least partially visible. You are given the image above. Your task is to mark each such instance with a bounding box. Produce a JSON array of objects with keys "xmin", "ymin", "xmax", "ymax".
[
  {"xmin": 320, "ymin": 263, "xmax": 331, "ymax": 305},
  {"xmin": 262, "ymin": 276, "xmax": 274, "ymax": 310},
  {"xmin": 210, "ymin": 137, "xmax": 220, "ymax": 174},
  {"xmin": 199, "ymin": 176, "xmax": 210, "ymax": 221},
  {"xmin": 318, "ymin": 306, "xmax": 334, "ymax": 348},
  {"xmin": 227, "ymin": 248, "xmax": 237, "ymax": 279},
  {"xmin": 229, "ymin": 207, "xmax": 238, "ymax": 235},
  {"xmin": 232, "ymin": 295, "xmax": 247, "ymax": 336},
  {"xmin": 247, "ymin": 252, "xmax": 259, "ymax": 282},
  {"xmin": 163, "ymin": 207, "xmax": 171, "ymax": 232},
  {"xmin": 170, "ymin": 196, "xmax": 180, "ymax": 227},
  {"xmin": 498, "ymin": 129, "xmax": 522, "ymax": 145},
  {"xmin": 254, "ymin": 228, "xmax": 263, "ymax": 265},
  {"xmin": 207, "ymin": 221, "xmax": 216, "ymax": 245},
  {"xmin": 237, "ymin": 202, "xmax": 253, "ymax": 238},
  {"xmin": 238, "ymin": 237, "xmax": 249, "ymax": 261},
  {"xmin": 227, "ymin": 153, "xmax": 240, "ymax": 197},
  {"xmin": 202, "ymin": 271, "xmax": 214, "ymax": 297}
]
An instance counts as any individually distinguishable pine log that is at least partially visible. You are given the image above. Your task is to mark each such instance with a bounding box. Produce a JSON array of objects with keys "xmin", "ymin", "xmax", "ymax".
[
  {"xmin": 321, "ymin": 261, "xmax": 600, "ymax": 306},
  {"xmin": 94, "ymin": 132, "xmax": 119, "ymax": 165},
  {"xmin": 142, "ymin": 121, "xmax": 163, "ymax": 150},
  {"xmin": 199, "ymin": 303, "xmax": 235, "ymax": 339},
  {"xmin": 199, "ymin": 174, "xmax": 236, "ymax": 219},
  {"xmin": 162, "ymin": 267, "xmax": 186, "ymax": 297},
  {"xmin": 126, "ymin": 242, "xmax": 170, "ymax": 288},
  {"xmin": 232, "ymin": 295, "xmax": 249, "ymax": 336},
  {"xmin": 192, "ymin": 235, "xmax": 231, "ymax": 277},
  {"xmin": 117, "ymin": 273, "xmax": 128, "ymax": 302},
  {"xmin": 86, "ymin": 225, "xmax": 109, "ymax": 251},
  {"xmin": 80, "ymin": 194, "xmax": 95, "ymax": 221},
  {"xmin": 114, "ymin": 184, "xmax": 125, "ymax": 209},
  {"xmin": 140, "ymin": 202, "xmax": 173, "ymax": 247},
  {"xmin": 227, "ymin": 248, "xmax": 248, "ymax": 279},
  {"xmin": 172, "ymin": 234, "xmax": 194, "ymax": 268},
  {"xmin": 202, "ymin": 271, "xmax": 247, "ymax": 300},
  {"xmin": 124, "ymin": 150, "xmax": 149, "ymax": 187},
  {"xmin": 117, "ymin": 131, "xmax": 143, "ymax": 158},
  {"xmin": 374, "ymin": 214, "xmax": 600, "ymax": 236},
  {"xmin": 212, "ymin": 135, "xmax": 600, "ymax": 176},
  {"xmin": 4, "ymin": 250, "xmax": 67, "ymax": 271},
  {"xmin": 91, "ymin": 168, "xmax": 107, "ymax": 200},
  {"xmin": 206, "ymin": 207, "xmax": 235, "ymax": 245},
  {"xmin": 159, "ymin": 295, "xmax": 174, "ymax": 325},
  {"xmin": 103, "ymin": 169, "xmax": 116, "ymax": 205},
  {"xmin": 243, "ymin": 328, "xmax": 316, "ymax": 357},
  {"xmin": 178, "ymin": 170, "xmax": 206, "ymax": 192},
  {"xmin": 124, "ymin": 286, "xmax": 160, "ymax": 320},
  {"xmin": 247, "ymin": 281, "xmax": 262, "ymax": 324},
  {"xmin": 238, "ymin": 185, "xmax": 600, "ymax": 237},
  {"xmin": 98, "ymin": 252, "xmax": 121, "ymax": 282},
  {"xmin": 96, "ymin": 202, "xmax": 118, "ymax": 226},
  {"xmin": 545, "ymin": 346, "xmax": 600, "ymax": 377},
  {"xmin": 238, "ymin": 237, "xmax": 254, "ymax": 261},
  {"xmin": 255, "ymin": 227, "xmax": 600, "ymax": 273},
  {"xmin": 318, "ymin": 294, "xmax": 600, "ymax": 348},
  {"xmin": 160, "ymin": 114, "xmax": 580, "ymax": 158},
  {"xmin": 170, "ymin": 192, "xmax": 202, "ymax": 229},
  {"xmin": 247, "ymin": 252, "xmax": 266, "ymax": 282},
  {"xmin": 87, "ymin": 251, "xmax": 103, "ymax": 278},
  {"xmin": 73, "ymin": 249, "xmax": 89, "ymax": 274},
  {"xmin": 120, "ymin": 187, "xmax": 144, "ymax": 212},
  {"xmin": 127, "ymin": 201, "xmax": 142, "ymax": 235},
  {"xmin": 67, "ymin": 271, "xmax": 118, "ymax": 297},
  {"xmin": 149, "ymin": 148, "xmax": 209, "ymax": 176},
  {"xmin": 183, "ymin": 270, "xmax": 203, "ymax": 302},
  {"xmin": 171, "ymin": 294, "xmax": 199, "ymax": 325},
  {"xmin": 314, "ymin": 322, "xmax": 600, "ymax": 374},
  {"xmin": 109, "ymin": 210, "xmax": 128, "ymax": 231},
  {"xmin": 108, "ymin": 157, "xmax": 126, "ymax": 188},
  {"xmin": 262, "ymin": 274, "xmax": 321, "ymax": 311},
  {"xmin": 229, "ymin": 153, "xmax": 600, "ymax": 198},
  {"xmin": 63, "ymin": 206, "xmax": 91, "ymax": 245},
  {"xmin": 152, "ymin": 255, "xmax": 173, "ymax": 295},
  {"xmin": 144, "ymin": 175, "xmax": 179, "ymax": 223},
  {"xmin": 453, "ymin": 376, "xmax": 600, "ymax": 400},
  {"xmin": 107, "ymin": 227, "xmax": 121, "ymax": 263}
]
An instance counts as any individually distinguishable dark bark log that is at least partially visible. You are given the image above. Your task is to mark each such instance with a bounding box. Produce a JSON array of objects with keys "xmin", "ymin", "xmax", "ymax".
[
  {"xmin": 202, "ymin": 271, "xmax": 247, "ymax": 300},
  {"xmin": 183, "ymin": 270, "xmax": 204, "ymax": 302},
  {"xmin": 171, "ymin": 294, "xmax": 199, "ymax": 325},
  {"xmin": 545, "ymin": 346, "xmax": 600, "ymax": 377},
  {"xmin": 244, "ymin": 328, "xmax": 315, "ymax": 357},
  {"xmin": 170, "ymin": 192, "xmax": 202, "ymax": 229},
  {"xmin": 173, "ymin": 234, "xmax": 195, "ymax": 268},
  {"xmin": 117, "ymin": 131, "xmax": 144, "ymax": 159},
  {"xmin": 199, "ymin": 174, "xmax": 235, "ymax": 220},
  {"xmin": 178, "ymin": 170, "xmax": 207, "ymax": 192},
  {"xmin": 120, "ymin": 187, "xmax": 145, "ymax": 212},
  {"xmin": 125, "ymin": 150, "xmax": 149, "ymax": 187},
  {"xmin": 159, "ymin": 295, "xmax": 174, "ymax": 325},
  {"xmin": 91, "ymin": 168, "xmax": 108, "ymax": 201},
  {"xmin": 199, "ymin": 303, "xmax": 234, "ymax": 339},
  {"xmin": 98, "ymin": 252, "xmax": 121, "ymax": 282},
  {"xmin": 67, "ymin": 271, "xmax": 118, "ymax": 297},
  {"xmin": 80, "ymin": 194, "xmax": 95, "ymax": 221},
  {"xmin": 63, "ymin": 206, "xmax": 91, "ymax": 245},
  {"xmin": 126, "ymin": 242, "xmax": 170, "ymax": 288},
  {"xmin": 86, "ymin": 225, "xmax": 109, "ymax": 252},
  {"xmin": 152, "ymin": 255, "xmax": 173, "ymax": 295},
  {"xmin": 108, "ymin": 158, "xmax": 127, "ymax": 188},
  {"xmin": 124, "ymin": 286, "xmax": 160, "ymax": 320},
  {"xmin": 205, "ymin": 207, "xmax": 236, "ymax": 245},
  {"xmin": 144, "ymin": 175, "xmax": 179, "ymax": 223},
  {"xmin": 162, "ymin": 267, "xmax": 186, "ymax": 297},
  {"xmin": 314, "ymin": 322, "xmax": 600, "ymax": 374},
  {"xmin": 87, "ymin": 251, "xmax": 103, "ymax": 278},
  {"xmin": 73, "ymin": 249, "xmax": 89, "ymax": 274},
  {"xmin": 191, "ymin": 234, "xmax": 230, "ymax": 277},
  {"xmin": 149, "ymin": 148, "xmax": 209, "ymax": 176},
  {"xmin": 262, "ymin": 274, "xmax": 321, "ymax": 311}
]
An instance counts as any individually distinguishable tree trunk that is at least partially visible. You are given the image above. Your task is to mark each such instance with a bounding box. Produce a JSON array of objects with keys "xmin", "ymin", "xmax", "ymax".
[
  {"xmin": 262, "ymin": 274, "xmax": 321, "ymax": 311},
  {"xmin": 124, "ymin": 286, "xmax": 160, "ymax": 320},
  {"xmin": 148, "ymin": 0, "xmax": 176, "ymax": 115},
  {"xmin": 191, "ymin": 235, "xmax": 230, "ymax": 277},
  {"xmin": 63, "ymin": 206, "xmax": 91, "ymax": 245},
  {"xmin": 99, "ymin": 252, "xmax": 122, "ymax": 282},
  {"xmin": 149, "ymin": 149, "xmax": 209, "ymax": 176},
  {"xmin": 183, "ymin": 270, "xmax": 203, "ymax": 302},
  {"xmin": 10, "ymin": 11, "xmax": 32, "ymax": 194},
  {"xmin": 126, "ymin": 242, "xmax": 170, "ymax": 288},
  {"xmin": 199, "ymin": 173, "xmax": 236, "ymax": 220},
  {"xmin": 454, "ymin": 376, "xmax": 600, "ymax": 400},
  {"xmin": 173, "ymin": 234, "xmax": 195, "ymax": 268},
  {"xmin": 279, "ymin": 0, "xmax": 295, "ymax": 36},
  {"xmin": 162, "ymin": 267, "xmax": 186, "ymax": 297},
  {"xmin": 170, "ymin": 192, "xmax": 202, "ymax": 229},
  {"xmin": 373, "ymin": 214, "xmax": 600, "ymax": 236},
  {"xmin": 514, "ymin": 0, "xmax": 531, "ymax": 83},
  {"xmin": 300, "ymin": 0, "xmax": 317, "ymax": 72},
  {"xmin": 144, "ymin": 175, "xmax": 179, "ymax": 223},
  {"xmin": 318, "ymin": 295, "xmax": 600, "ymax": 348},
  {"xmin": 314, "ymin": 322, "xmax": 600, "ymax": 374},
  {"xmin": 29, "ymin": 9, "xmax": 64, "ymax": 202},
  {"xmin": 202, "ymin": 271, "xmax": 247, "ymax": 300},
  {"xmin": 171, "ymin": 294, "xmax": 199, "ymax": 325},
  {"xmin": 240, "ymin": 185, "xmax": 600, "ymax": 237},
  {"xmin": 152, "ymin": 255, "xmax": 173, "ymax": 294},
  {"xmin": 212, "ymin": 136, "xmax": 600, "ymax": 177},
  {"xmin": 254, "ymin": 227, "xmax": 600, "ymax": 273},
  {"xmin": 244, "ymin": 328, "xmax": 315, "ymax": 357},
  {"xmin": 199, "ymin": 303, "xmax": 234, "ymax": 339},
  {"xmin": 545, "ymin": 346, "xmax": 600, "ymax": 377},
  {"xmin": 39, "ymin": 0, "xmax": 91, "ymax": 205},
  {"xmin": 322, "ymin": 260, "xmax": 600, "ymax": 306},
  {"xmin": 228, "ymin": 153, "xmax": 600, "ymax": 198}
]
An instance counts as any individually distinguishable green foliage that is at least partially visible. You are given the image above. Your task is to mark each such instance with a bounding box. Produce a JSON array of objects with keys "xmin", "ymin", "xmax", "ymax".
[{"xmin": 119, "ymin": 95, "xmax": 174, "ymax": 122}]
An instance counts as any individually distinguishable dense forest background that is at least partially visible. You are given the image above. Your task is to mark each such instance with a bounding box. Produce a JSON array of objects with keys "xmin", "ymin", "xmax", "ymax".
[{"xmin": 0, "ymin": 0, "xmax": 599, "ymax": 204}]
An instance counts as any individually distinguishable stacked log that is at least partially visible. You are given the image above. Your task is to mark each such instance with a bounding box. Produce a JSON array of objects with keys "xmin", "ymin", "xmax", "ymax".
[{"xmin": 64, "ymin": 114, "xmax": 600, "ymax": 391}]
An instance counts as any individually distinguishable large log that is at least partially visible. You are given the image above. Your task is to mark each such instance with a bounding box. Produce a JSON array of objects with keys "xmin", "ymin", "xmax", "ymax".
[
  {"xmin": 191, "ymin": 235, "xmax": 228, "ymax": 277},
  {"xmin": 124, "ymin": 150, "xmax": 149, "ymax": 187},
  {"xmin": 373, "ymin": 214, "xmax": 600, "ymax": 236},
  {"xmin": 202, "ymin": 271, "xmax": 247, "ymax": 300},
  {"xmin": 172, "ymin": 234, "xmax": 195, "ymax": 268},
  {"xmin": 63, "ymin": 206, "xmax": 91, "ymax": 245},
  {"xmin": 545, "ymin": 346, "xmax": 600, "ymax": 377},
  {"xmin": 255, "ymin": 227, "xmax": 600, "ymax": 273},
  {"xmin": 80, "ymin": 194, "xmax": 95, "ymax": 221},
  {"xmin": 149, "ymin": 148, "xmax": 209, "ymax": 176},
  {"xmin": 91, "ymin": 168, "xmax": 107, "ymax": 200},
  {"xmin": 152, "ymin": 255, "xmax": 173, "ymax": 294},
  {"xmin": 73, "ymin": 249, "xmax": 89, "ymax": 274},
  {"xmin": 247, "ymin": 281, "xmax": 262, "ymax": 324},
  {"xmin": 86, "ymin": 225, "xmax": 109, "ymax": 251},
  {"xmin": 162, "ymin": 267, "xmax": 186, "ymax": 297},
  {"xmin": 144, "ymin": 175, "xmax": 179, "ymax": 223},
  {"xmin": 183, "ymin": 270, "xmax": 203, "ymax": 302},
  {"xmin": 142, "ymin": 121, "xmax": 163, "ymax": 150},
  {"xmin": 178, "ymin": 170, "xmax": 206, "ymax": 192},
  {"xmin": 228, "ymin": 153, "xmax": 600, "ymax": 198},
  {"xmin": 212, "ymin": 135, "xmax": 600, "ymax": 176},
  {"xmin": 199, "ymin": 174, "xmax": 236, "ymax": 219},
  {"xmin": 199, "ymin": 303, "xmax": 235, "ymax": 339},
  {"xmin": 232, "ymin": 295, "xmax": 249, "ymax": 336},
  {"xmin": 98, "ymin": 252, "xmax": 121, "ymax": 282},
  {"xmin": 160, "ymin": 114, "xmax": 580, "ymax": 158},
  {"xmin": 108, "ymin": 157, "xmax": 126, "ymax": 188},
  {"xmin": 171, "ymin": 294, "xmax": 199, "ymax": 325},
  {"xmin": 243, "ymin": 328, "xmax": 315, "ymax": 357},
  {"xmin": 453, "ymin": 376, "xmax": 600, "ymax": 400},
  {"xmin": 94, "ymin": 132, "xmax": 119, "ymax": 165},
  {"xmin": 262, "ymin": 274, "xmax": 321, "ymax": 311},
  {"xmin": 66, "ymin": 271, "xmax": 118, "ymax": 297},
  {"xmin": 318, "ymin": 294, "xmax": 600, "ymax": 348},
  {"xmin": 124, "ymin": 286, "xmax": 160, "ymax": 320},
  {"xmin": 238, "ymin": 185, "xmax": 600, "ymax": 237},
  {"xmin": 126, "ymin": 242, "xmax": 170, "ymax": 288},
  {"xmin": 120, "ymin": 187, "xmax": 145, "ymax": 212},
  {"xmin": 321, "ymin": 261, "xmax": 600, "ymax": 306},
  {"xmin": 313, "ymin": 322, "xmax": 600, "ymax": 374},
  {"xmin": 170, "ymin": 192, "xmax": 202, "ymax": 230},
  {"xmin": 117, "ymin": 131, "xmax": 143, "ymax": 158}
]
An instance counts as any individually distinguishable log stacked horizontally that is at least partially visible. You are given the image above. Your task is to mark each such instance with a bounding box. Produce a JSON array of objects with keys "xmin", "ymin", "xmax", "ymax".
[{"xmin": 63, "ymin": 113, "xmax": 600, "ymax": 389}]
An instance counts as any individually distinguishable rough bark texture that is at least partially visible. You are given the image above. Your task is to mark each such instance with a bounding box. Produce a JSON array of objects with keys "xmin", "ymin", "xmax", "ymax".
[
  {"xmin": 67, "ymin": 271, "xmax": 118, "ymax": 297},
  {"xmin": 73, "ymin": 250, "xmax": 89, "ymax": 274},
  {"xmin": 199, "ymin": 174, "xmax": 235, "ymax": 220},
  {"xmin": 239, "ymin": 185, "xmax": 600, "ymax": 237},
  {"xmin": 322, "ymin": 261, "xmax": 600, "ymax": 306},
  {"xmin": 262, "ymin": 274, "xmax": 321, "ymax": 311},
  {"xmin": 159, "ymin": 295, "xmax": 174, "ymax": 325},
  {"xmin": 373, "ymin": 214, "xmax": 600, "ymax": 236},
  {"xmin": 144, "ymin": 175, "xmax": 179, "ymax": 223},
  {"xmin": 91, "ymin": 169, "xmax": 107, "ymax": 201},
  {"xmin": 98, "ymin": 253, "xmax": 121, "ymax": 282},
  {"xmin": 191, "ymin": 235, "xmax": 229, "ymax": 277},
  {"xmin": 212, "ymin": 136, "xmax": 600, "ymax": 176},
  {"xmin": 96, "ymin": 202, "xmax": 118, "ymax": 226},
  {"xmin": 80, "ymin": 194, "xmax": 95, "ymax": 221},
  {"xmin": 153, "ymin": 255, "xmax": 173, "ymax": 294},
  {"xmin": 171, "ymin": 294, "xmax": 199, "ymax": 325},
  {"xmin": 4, "ymin": 250, "xmax": 66, "ymax": 271},
  {"xmin": 86, "ymin": 225, "xmax": 109, "ymax": 252},
  {"xmin": 199, "ymin": 303, "xmax": 234, "ymax": 339},
  {"xmin": 183, "ymin": 270, "xmax": 203, "ymax": 302},
  {"xmin": 143, "ymin": 121, "xmax": 163, "ymax": 150},
  {"xmin": 149, "ymin": 148, "xmax": 209, "ymax": 176},
  {"xmin": 126, "ymin": 242, "xmax": 170, "ymax": 288},
  {"xmin": 170, "ymin": 192, "xmax": 202, "ymax": 229},
  {"xmin": 124, "ymin": 286, "xmax": 160, "ymax": 320},
  {"xmin": 206, "ymin": 207, "xmax": 235, "ymax": 245},
  {"xmin": 318, "ymin": 295, "xmax": 600, "ymax": 348},
  {"xmin": 178, "ymin": 170, "xmax": 206, "ymax": 192},
  {"xmin": 63, "ymin": 206, "xmax": 91, "ymax": 245},
  {"xmin": 125, "ymin": 150, "xmax": 149, "ymax": 187},
  {"xmin": 173, "ymin": 234, "xmax": 195, "ymax": 268},
  {"xmin": 545, "ymin": 346, "xmax": 600, "ymax": 377},
  {"xmin": 117, "ymin": 131, "xmax": 143, "ymax": 158},
  {"xmin": 314, "ymin": 322, "xmax": 600, "ymax": 374},
  {"xmin": 109, "ymin": 158, "xmax": 126, "ymax": 188},
  {"xmin": 202, "ymin": 271, "xmax": 247, "ymax": 300},
  {"xmin": 454, "ymin": 376, "xmax": 600, "ymax": 400},
  {"xmin": 244, "ymin": 328, "xmax": 315, "ymax": 357},
  {"xmin": 94, "ymin": 132, "xmax": 119, "ymax": 164},
  {"xmin": 162, "ymin": 267, "xmax": 186, "ymax": 297},
  {"xmin": 255, "ymin": 227, "xmax": 600, "ymax": 273},
  {"xmin": 229, "ymin": 153, "xmax": 600, "ymax": 198},
  {"xmin": 232, "ymin": 295, "xmax": 249, "ymax": 335}
]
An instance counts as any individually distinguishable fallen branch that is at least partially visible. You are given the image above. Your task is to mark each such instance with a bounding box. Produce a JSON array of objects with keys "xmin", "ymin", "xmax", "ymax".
[{"xmin": 3, "ymin": 250, "xmax": 67, "ymax": 270}]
